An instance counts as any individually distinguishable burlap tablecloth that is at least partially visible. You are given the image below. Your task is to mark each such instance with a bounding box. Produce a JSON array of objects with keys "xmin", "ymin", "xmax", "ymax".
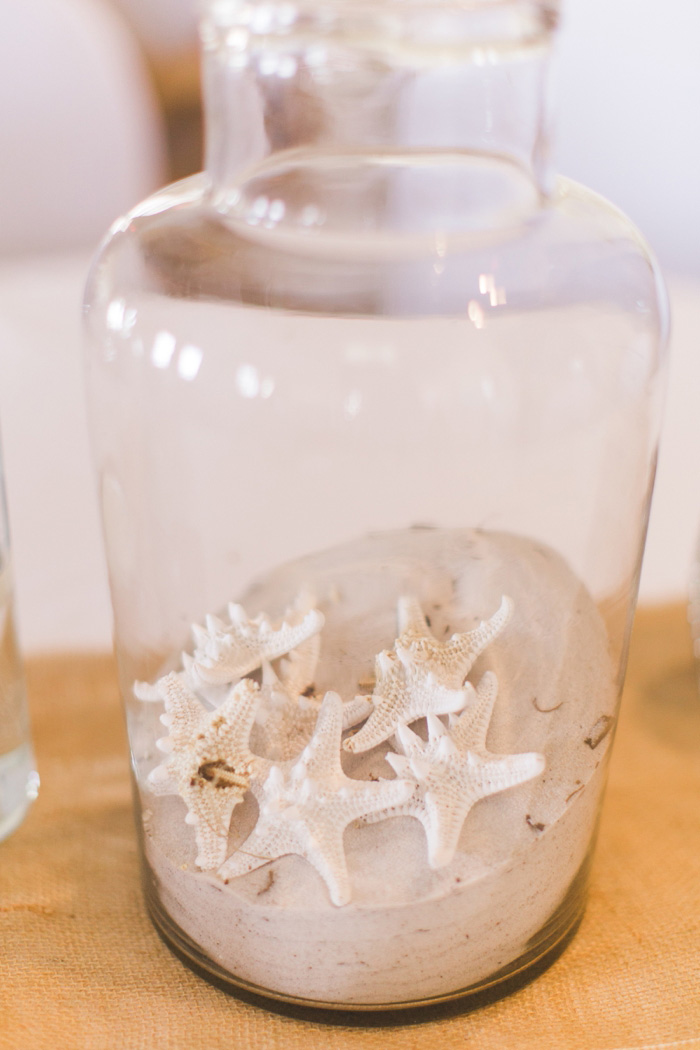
[{"xmin": 1, "ymin": 605, "xmax": 699, "ymax": 1050}]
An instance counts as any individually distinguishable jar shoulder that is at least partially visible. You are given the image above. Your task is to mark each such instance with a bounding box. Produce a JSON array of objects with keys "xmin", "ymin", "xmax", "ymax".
[{"xmin": 85, "ymin": 170, "xmax": 667, "ymax": 333}]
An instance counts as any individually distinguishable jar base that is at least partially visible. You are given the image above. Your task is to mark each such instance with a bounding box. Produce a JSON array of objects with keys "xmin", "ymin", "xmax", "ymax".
[{"xmin": 143, "ymin": 864, "xmax": 587, "ymax": 1017}]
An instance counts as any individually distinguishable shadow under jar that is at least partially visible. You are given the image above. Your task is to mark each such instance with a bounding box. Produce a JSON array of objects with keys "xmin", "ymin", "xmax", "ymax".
[{"xmin": 84, "ymin": 0, "xmax": 668, "ymax": 1011}]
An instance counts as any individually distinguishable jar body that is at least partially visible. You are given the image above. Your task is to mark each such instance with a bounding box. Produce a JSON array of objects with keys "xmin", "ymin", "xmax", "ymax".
[{"xmin": 85, "ymin": 5, "xmax": 667, "ymax": 1008}]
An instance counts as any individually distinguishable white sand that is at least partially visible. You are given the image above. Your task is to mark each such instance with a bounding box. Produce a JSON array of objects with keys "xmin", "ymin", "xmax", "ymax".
[{"xmin": 142, "ymin": 528, "xmax": 616, "ymax": 1005}]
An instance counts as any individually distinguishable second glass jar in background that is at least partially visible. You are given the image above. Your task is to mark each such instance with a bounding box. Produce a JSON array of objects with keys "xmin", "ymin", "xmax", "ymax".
[
  {"xmin": 0, "ymin": 435, "xmax": 39, "ymax": 842},
  {"xmin": 84, "ymin": 0, "xmax": 668, "ymax": 1010}
]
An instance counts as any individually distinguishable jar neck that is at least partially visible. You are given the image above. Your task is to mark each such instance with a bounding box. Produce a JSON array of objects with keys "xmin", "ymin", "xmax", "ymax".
[{"xmin": 201, "ymin": 1, "xmax": 558, "ymax": 206}]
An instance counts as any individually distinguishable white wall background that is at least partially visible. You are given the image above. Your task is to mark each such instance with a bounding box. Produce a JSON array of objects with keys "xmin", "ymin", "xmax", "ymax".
[
  {"xmin": 556, "ymin": 0, "xmax": 700, "ymax": 280},
  {"xmin": 110, "ymin": 0, "xmax": 198, "ymax": 54}
]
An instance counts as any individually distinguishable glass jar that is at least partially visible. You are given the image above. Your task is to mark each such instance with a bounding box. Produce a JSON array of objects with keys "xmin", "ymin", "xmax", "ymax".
[
  {"xmin": 0, "ymin": 437, "xmax": 39, "ymax": 841},
  {"xmin": 84, "ymin": 0, "xmax": 668, "ymax": 1010}
]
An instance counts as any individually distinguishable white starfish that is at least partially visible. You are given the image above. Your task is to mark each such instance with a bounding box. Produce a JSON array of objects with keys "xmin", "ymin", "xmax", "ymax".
[
  {"xmin": 218, "ymin": 691, "xmax": 414, "ymax": 906},
  {"xmin": 344, "ymin": 648, "xmax": 470, "ymax": 754},
  {"xmin": 253, "ymin": 662, "xmax": 372, "ymax": 762},
  {"xmin": 384, "ymin": 671, "xmax": 545, "ymax": 868},
  {"xmin": 191, "ymin": 595, "xmax": 325, "ymax": 685},
  {"xmin": 343, "ymin": 595, "xmax": 512, "ymax": 754},
  {"xmin": 396, "ymin": 594, "xmax": 513, "ymax": 688},
  {"xmin": 144, "ymin": 673, "xmax": 265, "ymax": 870}
]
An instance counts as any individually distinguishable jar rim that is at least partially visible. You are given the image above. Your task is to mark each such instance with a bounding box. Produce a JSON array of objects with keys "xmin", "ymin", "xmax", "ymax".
[{"xmin": 201, "ymin": 0, "xmax": 559, "ymax": 48}]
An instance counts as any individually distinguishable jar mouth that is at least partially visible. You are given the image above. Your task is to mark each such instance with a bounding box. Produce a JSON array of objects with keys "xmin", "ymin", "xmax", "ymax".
[{"xmin": 201, "ymin": 0, "xmax": 558, "ymax": 52}]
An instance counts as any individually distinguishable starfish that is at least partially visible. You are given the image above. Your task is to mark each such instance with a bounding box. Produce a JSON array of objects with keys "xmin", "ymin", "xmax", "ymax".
[
  {"xmin": 344, "ymin": 648, "xmax": 470, "ymax": 754},
  {"xmin": 218, "ymin": 691, "xmax": 414, "ymax": 906},
  {"xmin": 384, "ymin": 671, "xmax": 545, "ymax": 868},
  {"xmin": 191, "ymin": 595, "xmax": 325, "ymax": 685},
  {"xmin": 143, "ymin": 673, "xmax": 265, "ymax": 870},
  {"xmin": 395, "ymin": 594, "xmax": 513, "ymax": 688},
  {"xmin": 343, "ymin": 595, "xmax": 512, "ymax": 754}
]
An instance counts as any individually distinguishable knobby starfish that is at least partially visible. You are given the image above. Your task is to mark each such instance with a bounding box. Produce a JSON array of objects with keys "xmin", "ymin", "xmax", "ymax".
[
  {"xmin": 384, "ymin": 671, "xmax": 545, "ymax": 868},
  {"xmin": 396, "ymin": 594, "xmax": 513, "ymax": 689},
  {"xmin": 191, "ymin": 596, "xmax": 325, "ymax": 685},
  {"xmin": 343, "ymin": 596, "xmax": 512, "ymax": 753},
  {"xmin": 142, "ymin": 673, "xmax": 266, "ymax": 870},
  {"xmin": 218, "ymin": 691, "xmax": 414, "ymax": 906}
]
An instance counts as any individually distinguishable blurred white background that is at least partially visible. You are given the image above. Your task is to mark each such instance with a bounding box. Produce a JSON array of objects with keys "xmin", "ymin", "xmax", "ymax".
[
  {"xmin": 557, "ymin": 0, "xmax": 700, "ymax": 280},
  {"xmin": 0, "ymin": 0, "xmax": 698, "ymax": 651}
]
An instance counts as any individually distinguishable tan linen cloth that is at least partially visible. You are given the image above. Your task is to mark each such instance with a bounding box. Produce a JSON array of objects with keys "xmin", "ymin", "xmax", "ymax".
[{"xmin": 1, "ymin": 605, "xmax": 699, "ymax": 1050}]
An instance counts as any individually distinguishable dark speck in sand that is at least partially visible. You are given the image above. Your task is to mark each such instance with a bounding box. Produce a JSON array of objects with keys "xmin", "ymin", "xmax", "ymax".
[
  {"xmin": 585, "ymin": 715, "xmax": 614, "ymax": 749},
  {"xmin": 257, "ymin": 869, "xmax": 276, "ymax": 896}
]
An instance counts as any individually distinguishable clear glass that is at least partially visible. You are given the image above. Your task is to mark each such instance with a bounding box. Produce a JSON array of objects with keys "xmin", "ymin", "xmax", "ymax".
[
  {"xmin": 688, "ymin": 535, "xmax": 700, "ymax": 690},
  {"xmin": 0, "ymin": 453, "xmax": 39, "ymax": 841},
  {"xmin": 84, "ymin": 0, "xmax": 668, "ymax": 1010}
]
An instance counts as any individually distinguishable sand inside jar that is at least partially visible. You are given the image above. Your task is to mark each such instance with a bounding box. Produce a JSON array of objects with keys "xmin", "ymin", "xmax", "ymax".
[{"xmin": 141, "ymin": 528, "xmax": 616, "ymax": 1006}]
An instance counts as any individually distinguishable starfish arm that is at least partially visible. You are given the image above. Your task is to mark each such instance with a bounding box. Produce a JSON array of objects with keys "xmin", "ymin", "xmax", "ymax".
[
  {"xmin": 342, "ymin": 696, "xmax": 373, "ymax": 729},
  {"xmin": 337, "ymin": 777, "xmax": 416, "ymax": 826},
  {"xmin": 259, "ymin": 611, "xmax": 325, "ymax": 663},
  {"xmin": 133, "ymin": 680, "xmax": 163, "ymax": 701},
  {"xmin": 218, "ymin": 816, "xmax": 305, "ymax": 881},
  {"xmin": 146, "ymin": 763, "xmax": 179, "ymax": 795},
  {"xmin": 302, "ymin": 821, "xmax": 352, "ymax": 907},
  {"xmin": 193, "ymin": 607, "xmax": 325, "ymax": 684},
  {"xmin": 215, "ymin": 678, "xmax": 263, "ymax": 759},
  {"xmin": 397, "ymin": 595, "xmax": 430, "ymax": 637},
  {"xmin": 218, "ymin": 811, "xmax": 353, "ymax": 905},
  {"xmin": 396, "ymin": 721, "xmax": 424, "ymax": 757},
  {"xmin": 277, "ymin": 632, "xmax": 321, "ymax": 698},
  {"xmin": 342, "ymin": 702, "xmax": 396, "ymax": 753},
  {"xmin": 385, "ymin": 751, "xmax": 413, "ymax": 777},
  {"xmin": 343, "ymin": 676, "xmax": 468, "ymax": 754},
  {"xmin": 421, "ymin": 785, "xmax": 478, "ymax": 869},
  {"xmin": 183, "ymin": 781, "xmax": 246, "ymax": 869},
  {"xmin": 247, "ymin": 757, "xmax": 276, "ymax": 801},
  {"xmin": 443, "ymin": 595, "xmax": 513, "ymax": 679},
  {"xmin": 155, "ymin": 673, "xmax": 207, "ymax": 748},
  {"xmin": 180, "ymin": 651, "xmax": 223, "ymax": 701},
  {"xmin": 301, "ymin": 692, "xmax": 345, "ymax": 778},
  {"xmin": 449, "ymin": 672, "xmax": 499, "ymax": 752},
  {"xmin": 472, "ymin": 750, "xmax": 545, "ymax": 798}
]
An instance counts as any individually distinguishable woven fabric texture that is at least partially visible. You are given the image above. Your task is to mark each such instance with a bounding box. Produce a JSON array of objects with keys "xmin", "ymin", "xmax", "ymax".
[{"xmin": 1, "ymin": 605, "xmax": 699, "ymax": 1050}]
